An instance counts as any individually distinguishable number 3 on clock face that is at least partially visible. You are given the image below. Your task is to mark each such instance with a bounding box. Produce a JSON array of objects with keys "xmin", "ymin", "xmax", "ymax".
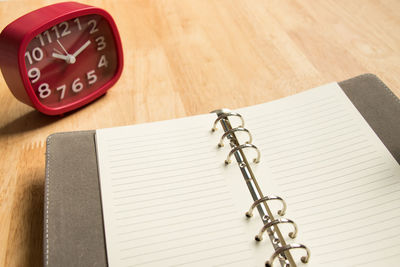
[{"xmin": 0, "ymin": 2, "xmax": 123, "ymax": 115}]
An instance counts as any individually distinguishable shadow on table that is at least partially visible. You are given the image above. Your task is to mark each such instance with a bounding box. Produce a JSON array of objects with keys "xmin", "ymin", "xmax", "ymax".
[
  {"xmin": 6, "ymin": 177, "xmax": 44, "ymax": 266},
  {"xmin": 0, "ymin": 110, "xmax": 61, "ymax": 136}
]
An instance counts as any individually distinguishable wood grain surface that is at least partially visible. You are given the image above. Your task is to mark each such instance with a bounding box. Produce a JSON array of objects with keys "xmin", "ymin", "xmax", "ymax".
[{"xmin": 0, "ymin": 0, "xmax": 399, "ymax": 266}]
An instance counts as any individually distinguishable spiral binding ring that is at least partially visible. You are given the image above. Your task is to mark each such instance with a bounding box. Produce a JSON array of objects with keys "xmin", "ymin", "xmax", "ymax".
[
  {"xmin": 218, "ymin": 127, "xmax": 253, "ymax": 148},
  {"xmin": 225, "ymin": 144, "xmax": 260, "ymax": 164},
  {"xmin": 211, "ymin": 112, "xmax": 244, "ymax": 132},
  {"xmin": 245, "ymin": 195, "xmax": 287, "ymax": 218},
  {"xmin": 265, "ymin": 243, "xmax": 310, "ymax": 267},
  {"xmin": 255, "ymin": 218, "xmax": 298, "ymax": 241}
]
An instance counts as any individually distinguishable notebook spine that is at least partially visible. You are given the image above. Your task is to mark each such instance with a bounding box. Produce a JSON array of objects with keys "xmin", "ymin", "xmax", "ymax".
[{"xmin": 212, "ymin": 110, "xmax": 310, "ymax": 267}]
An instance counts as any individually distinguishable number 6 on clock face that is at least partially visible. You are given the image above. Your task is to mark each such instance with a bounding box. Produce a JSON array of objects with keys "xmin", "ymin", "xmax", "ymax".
[{"xmin": 0, "ymin": 2, "xmax": 123, "ymax": 115}]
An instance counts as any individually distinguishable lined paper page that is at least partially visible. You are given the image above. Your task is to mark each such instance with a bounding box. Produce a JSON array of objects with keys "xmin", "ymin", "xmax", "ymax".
[
  {"xmin": 238, "ymin": 83, "xmax": 400, "ymax": 266},
  {"xmin": 96, "ymin": 114, "xmax": 258, "ymax": 267}
]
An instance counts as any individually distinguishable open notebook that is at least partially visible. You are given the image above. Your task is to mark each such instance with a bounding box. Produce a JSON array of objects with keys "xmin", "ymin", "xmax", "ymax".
[
  {"xmin": 94, "ymin": 81, "xmax": 400, "ymax": 266},
  {"xmin": 44, "ymin": 74, "xmax": 400, "ymax": 267}
]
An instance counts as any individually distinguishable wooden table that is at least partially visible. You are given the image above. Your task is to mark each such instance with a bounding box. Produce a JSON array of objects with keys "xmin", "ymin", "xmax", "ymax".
[{"xmin": 0, "ymin": 0, "xmax": 399, "ymax": 266}]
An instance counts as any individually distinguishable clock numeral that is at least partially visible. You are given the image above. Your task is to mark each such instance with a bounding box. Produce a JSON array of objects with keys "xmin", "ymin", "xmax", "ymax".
[
  {"xmin": 36, "ymin": 34, "xmax": 45, "ymax": 47},
  {"xmin": 25, "ymin": 47, "xmax": 44, "ymax": 65},
  {"xmin": 88, "ymin": 19, "xmax": 99, "ymax": 34},
  {"xmin": 36, "ymin": 31, "xmax": 52, "ymax": 46},
  {"xmin": 56, "ymin": 85, "xmax": 66, "ymax": 100},
  {"xmin": 51, "ymin": 22, "xmax": 72, "ymax": 40},
  {"xmin": 74, "ymin": 18, "xmax": 82, "ymax": 31},
  {"xmin": 72, "ymin": 78, "xmax": 84, "ymax": 93},
  {"xmin": 38, "ymin": 83, "xmax": 51, "ymax": 99},
  {"xmin": 43, "ymin": 31, "xmax": 52, "ymax": 44},
  {"xmin": 28, "ymin": 67, "xmax": 40, "ymax": 84},
  {"xmin": 98, "ymin": 55, "xmax": 108, "ymax": 68},
  {"xmin": 51, "ymin": 25, "xmax": 60, "ymax": 39},
  {"xmin": 87, "ymin": 70, "xmax": 97, "ymax": 85},
  {"xmin": 95, "ymin": 36, "xmax": 106, "ymax": 51},
  {"xmin": 59, "ymin": 22, "xmax": 71, "ymax": 37}
]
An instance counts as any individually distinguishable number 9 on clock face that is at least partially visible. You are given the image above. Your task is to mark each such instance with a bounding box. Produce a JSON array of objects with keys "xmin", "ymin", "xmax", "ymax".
[{"xmin": 0, "ymin": 2, "xmax": 123, "ymax": 115}]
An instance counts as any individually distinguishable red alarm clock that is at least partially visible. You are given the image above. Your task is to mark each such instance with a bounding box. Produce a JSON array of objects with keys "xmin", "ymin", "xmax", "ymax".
[{"xmin": 0, "ymin": 2, "xmax": 123, "ymax": 115}]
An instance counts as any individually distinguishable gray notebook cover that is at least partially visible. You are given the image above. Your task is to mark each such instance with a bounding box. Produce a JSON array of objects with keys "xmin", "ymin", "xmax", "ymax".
[{"xmin": 43, "ymin": 74, "xmax": 400, "ymax": 266}]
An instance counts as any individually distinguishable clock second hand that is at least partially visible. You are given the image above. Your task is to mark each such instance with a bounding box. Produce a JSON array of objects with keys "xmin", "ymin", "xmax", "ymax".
[{"xmin": 53, "ymin": 39, "xmax": 76, "ymax": 64}]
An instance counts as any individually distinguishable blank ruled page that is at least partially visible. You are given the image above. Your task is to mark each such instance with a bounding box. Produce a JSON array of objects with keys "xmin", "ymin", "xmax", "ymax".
[
  {"xmin": 237, "ymin": 83, "xmax": 400, "ymax": 266},
  {"xmin": 96, "ymin": 114, "xmax": 260, "ymax": 267}
]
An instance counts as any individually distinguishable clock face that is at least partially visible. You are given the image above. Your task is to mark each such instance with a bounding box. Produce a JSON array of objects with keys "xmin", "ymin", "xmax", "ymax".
[{"xmin": 23, "ymin": 14, "xmax": 119, "ymax": 109}]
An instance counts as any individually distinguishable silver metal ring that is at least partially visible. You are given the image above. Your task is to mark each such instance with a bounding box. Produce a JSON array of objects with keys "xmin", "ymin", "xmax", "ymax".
[
  {"xmin": 225, "ymin": 144, "xmax": 260, "ymax": 164},
  {"xmin": 245, "ymin": 195, "xmax": 286, "ymax": 218},
  {"xmin": 255, "ymin": 218, "xmax": 298, "ymax": 241},
  {"xmin": 218, "ymin": 127, "xmax": 253, "ymax": 148},
  {"xmin": 265, "ymin": 243, "xmax": 310, "ymax": 267},
  {"xmin": 211, "ymin": 112, "xmax": 244, "ymax": 132}
]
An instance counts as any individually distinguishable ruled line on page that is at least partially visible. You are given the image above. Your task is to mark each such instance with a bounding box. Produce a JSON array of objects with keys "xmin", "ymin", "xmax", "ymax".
[
  {"xmin": 113, "ymin": 193, "xmax": 232, "ymax": 217},
  {"xmin": 119, "ymin": 226, "xmax": 244, "ymax": 251},
  {"xmin": 112, "ymin": 175, "xmax": 222, "ymax": 196},
  {"xmin": 264, "ymin": 135, "xmax": 366, "ymax": 164},
  {"xmin": 107, "ymin": 135, "xmax": 211, "ymax": 153},
  {"xmin": 128, "ymin": 243, "xmax": 251, "ymax": 266},
  {"xmin": 118, "ymin": 218, "xmax": 232, "ymax": 243},
  {"xmin": 108, "ymin": 141, "xmax": 213, "ymax": 159},
  {"xmin": 118, "ymin": 216, "xmax": 235, "ymax": 242},
  {"xmin": 286, "ymin": 170, "xmax": 392, "ymax": 198},
  {"xmin": 318, "ymin": 242, "xmax": 400, "ymax": 264},
  {"xmin": 317, "ymin": 232, "xmax": 400, "ymax": 256},
  {"xmin": 116, "ymin": 210, "xmax": 237, "ymax": 237},
  {"xmin": 307, "ymin": 212, "xmax": 400, "ymax": 247},
  {"xmin": 113, "ymin": 205, "xmax": 233, "ymax": 227},
  {"xmin": 278, "ymin": 162, "xmax": 386, "ymax": 188},
  {"xmin": 255, "ymin": 117, "xmax": 355, "ymax": 143},
  {"xmin": 306, "ymin": 213, "xmax": 400, "ymax": 242},
  {"xmin": 112, "ymin": 173, "xmax": 222, "ymax": 194},
  {"xmin": 302, "ymin": 205, "xmax": 400, "ymax": 234},
  {"xmin": 272, "ymin": 150, "xmax": 377, "ymax": 175},
  {"xmin": 113, "ymin": 187, "xmax": 230, "ymax": 207},
  {"xmin": 105, "ymin": 123, "xmax": 207, "ymax": 142},
  {"xmin": 121, "ymin": 238, "xmax": 248, "ymax": 260},
  {"xmin": 110, "ymin": 160, "xmax": 219, "ymax": 180},
  {"xmin": 295, "ymin": 188, "xmax": 400, "ymax": 221},
  {"xmin": 352, "ymin": 252, "xmax": 400, "ymax": 266},
  {"xmin": 301, "ymin": 205, "xmax": 400, "ymax": 236},
  {"xmin": 270, "ymin": 143, "xmax": 371, "ymax": 169},
  {"xmin": 291, "ymin": 182, "xmax": 400, "ymax": 211},
  {"xmin": 111, "ymin": 167, "xmax": 221, "ymax": 185},
  {"xmin": 109, "ymin": 153, "xmax": 211, "ymax": 168},
  {"xmin": 113, "ymin": 179, "xmax": 227, "ymax": 201},
  {"xmin": 245, "ymin": 97, "xmax": 338, "ymax": 123},
  {"xmin": 116, "ymin": 204, "xmax": 232, "ymax": 226},
  {"xmin": 109, "ymin": 155, "xmax": 214, "ymax": 173},
  {"xmin": 258, "ymin": 125, "xmax": 361, "ymax": 154},
  {"xmin": 250, "ymin": 105, "xmax": 347, "ymax": 135}
]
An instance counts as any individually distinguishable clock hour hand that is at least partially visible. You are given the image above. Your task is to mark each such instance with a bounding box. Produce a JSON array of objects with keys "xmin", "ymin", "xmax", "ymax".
[
  {"xmin": 72, "ymin": 40, "xmax": 91, "ymax": 58},
  {"xmin": 52, "ymin": 52, "xmax": 68, "ymax": 60},
  {"xmin": 52, "ymin": 52, "xmax": 76, "ymax": 64}
]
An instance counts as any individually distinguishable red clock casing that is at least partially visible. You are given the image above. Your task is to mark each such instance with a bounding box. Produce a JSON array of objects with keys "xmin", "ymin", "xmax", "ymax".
[{"xmin": 0, "ymin": 2, "xmax": 123, "ymax": 115}]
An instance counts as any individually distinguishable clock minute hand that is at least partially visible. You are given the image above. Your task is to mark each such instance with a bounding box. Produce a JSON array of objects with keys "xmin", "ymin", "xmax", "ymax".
[{"xmin": 72, "ymin": 40, "xmax": 91, "ymax": 58}]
